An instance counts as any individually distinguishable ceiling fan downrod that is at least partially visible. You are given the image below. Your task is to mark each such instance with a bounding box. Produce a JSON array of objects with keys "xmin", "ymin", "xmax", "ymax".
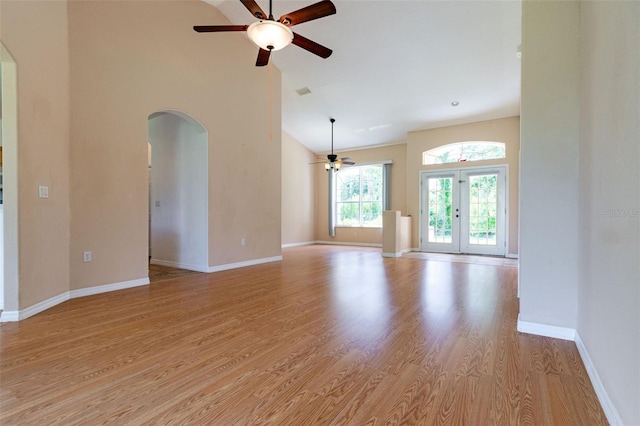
[
  {"xmin": 268, "ymin": 0, "xmax": 274, "ymax": 20},
  {"xmin": 327, "ymin": 118, "xmax": 338, "ymax": 166}
]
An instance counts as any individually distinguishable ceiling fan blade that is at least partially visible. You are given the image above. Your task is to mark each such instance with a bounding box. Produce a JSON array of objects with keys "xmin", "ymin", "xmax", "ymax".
[
  {"xmin": 194, "ymin": 25, "xmax": 248, "ymax": 32},
  {"xmin": 340, "ymin": 161, "xmax": 356, "ymax": 165},
  {"xmin": 291, "ymin": 33, "xmax": 332, "ymax": 58},
  {"xmin": 240, "ymin": 0, "xmax": 267, "ymax": 19},
  {"xmin": 279, "ymin": 0, "xmax": 336, "ymax": 27},
  {"xmin": 256, "ymin": 48, "xmax": 271, "ymax": 67}
]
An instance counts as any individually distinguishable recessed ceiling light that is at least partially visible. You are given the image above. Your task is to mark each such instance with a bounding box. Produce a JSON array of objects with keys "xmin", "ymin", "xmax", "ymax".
[{"xmin": 451, "ymin": 101, "xmax": 459, "ymax": 107}]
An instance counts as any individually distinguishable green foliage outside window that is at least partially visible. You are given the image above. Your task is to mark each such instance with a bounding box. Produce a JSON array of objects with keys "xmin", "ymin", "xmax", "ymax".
[
  {"xmin": 428, "ymin": 178, "xmax": 452, "ymax": 237},
  {"xmin": 468, "ymin": 175, "xmax": 497, "ymax": 240},
  {"xmin": 336, "ymin": 165, "xmax": 383, "ymax": 227},
  {"xmin": 423, "ymin": 142, "xmax": 506, "ymax": 165}
]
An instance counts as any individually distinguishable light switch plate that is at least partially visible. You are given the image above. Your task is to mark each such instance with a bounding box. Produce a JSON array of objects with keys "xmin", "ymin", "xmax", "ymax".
[{"xmin": 38, "ymin": 185, "xmax": 49, "ymax": 198}]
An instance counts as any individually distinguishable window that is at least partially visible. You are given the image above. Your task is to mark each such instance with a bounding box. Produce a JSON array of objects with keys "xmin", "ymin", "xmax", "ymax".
[
  {"xmin": 422, "ymin": 141, "xmax": 505, "ymax": 165},
  {"xmin": 336, "ymin": 164, "xmax": 384, "ymax": 227}
]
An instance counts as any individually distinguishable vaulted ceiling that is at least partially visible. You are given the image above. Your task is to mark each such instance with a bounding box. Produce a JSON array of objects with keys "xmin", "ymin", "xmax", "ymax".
[{"xmin": 206, "ymin": 0, "xmax": 522, "ymax": 153}]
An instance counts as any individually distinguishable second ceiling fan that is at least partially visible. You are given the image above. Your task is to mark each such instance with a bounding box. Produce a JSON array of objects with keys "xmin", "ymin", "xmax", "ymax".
[
  {"xmin": 194, "ymin": 0, "xmax": 336, "ymax": 66},
  {"xmin": 315, "ymin": 118, "xmax": 355, "ymax": 171}
]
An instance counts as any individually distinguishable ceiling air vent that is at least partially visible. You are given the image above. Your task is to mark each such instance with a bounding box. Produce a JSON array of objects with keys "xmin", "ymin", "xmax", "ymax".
[{"xmin": 296, "ymin": 87, "xmax": 312, "ymax": 96}]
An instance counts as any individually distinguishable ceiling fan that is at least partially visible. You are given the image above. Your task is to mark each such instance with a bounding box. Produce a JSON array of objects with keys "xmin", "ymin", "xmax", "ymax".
[
  {"xmin": 194, "ymin": 0, "xmax": 336, "ymax": 66},
  {"xmin": 313, "ymin": 118, "xmax": 355, "ymax": 171}
]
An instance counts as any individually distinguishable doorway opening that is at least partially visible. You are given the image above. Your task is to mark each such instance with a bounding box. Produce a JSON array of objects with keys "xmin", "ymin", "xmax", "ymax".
[
  {"xmin": 1, "ymin": 42, "xmax": 19, "ymax": 319},
  {"xmin": 148, "ymin": 111, "xmax": 209, "ymax": 273},
  {"xmin": 420, "ymin": 166, "xmax": 507, "ymax": 256}
]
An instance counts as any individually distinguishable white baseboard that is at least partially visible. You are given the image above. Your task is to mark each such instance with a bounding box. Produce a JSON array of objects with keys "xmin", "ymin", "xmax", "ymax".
[
  {"xmin": 0, "ymin": 310, "xmax": 19, "ymax": 322},
  {"xmin": 315, "ymin": 240, "xmax": 382, "ymax": 248},
  {"xmin": 282, "ymin": 241, "xmax": 315, "ymax": 248},
  {"xmin": 1, "ymin": 254, "xmax": 285, "ymax": 322},
  {"xmin": 207, "ymin": 256, "xmax": 282, "ymax": 273},
  {"xmin": 382, "ymin": 248, "xmax": 412, "ymax": 258},
  {"xmin": 0, "ymin": 292, "xmax": 70, "ymax": 322},
  {"xmin": 517, "ymin": 317, "xmax": 623, "ymax": 424},
  {"xmin": 575, "ymin": 332, "xmax": 624, "ymax": 426},
  {"xmin": 382, "ymin": 252, "xmax": 402, "ymax": 258},
  {"xmin": 0, "ymin": 277, "xmax": 149, "ymax": 322},
  {"xmin": 150, "ymin": 258, "xmax": 209, "ymax": 273},
  {"xmin": 506, "ymin": 253, "xmax": 519, "ymax": 259},
  {"xmin": 69, "ymin": 277, "xmax": 150, "ymax": 299},
  {"xmin": 516, "ymin": 315, "xmax": 576, "ymax": 341}
]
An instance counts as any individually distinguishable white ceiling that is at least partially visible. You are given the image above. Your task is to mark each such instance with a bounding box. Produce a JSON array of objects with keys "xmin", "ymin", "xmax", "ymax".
[{"xmin": 207, "ymin": 0, "xmax": 522, "ymax": 154}]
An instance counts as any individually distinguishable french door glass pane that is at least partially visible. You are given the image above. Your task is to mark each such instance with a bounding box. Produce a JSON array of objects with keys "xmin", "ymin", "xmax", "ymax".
[
  {"xmin": 428, "ymin": 177, "xmax": 453, "ymax": 243},
  {"xmin": 468, "ymin": 174, "xmax": 497, "ymax": 246}
]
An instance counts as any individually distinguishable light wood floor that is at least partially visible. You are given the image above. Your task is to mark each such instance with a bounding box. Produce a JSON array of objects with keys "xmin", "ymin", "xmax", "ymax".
[
  {"xmin": 1, "ymin": 245, "xmax": 607, "ymax": 425},
  {"xmin": 148, "ymin": 262, "xmax": 201, "ymax": 284}
]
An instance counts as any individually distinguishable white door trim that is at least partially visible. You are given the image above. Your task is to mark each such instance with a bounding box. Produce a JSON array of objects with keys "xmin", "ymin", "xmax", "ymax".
[
  {"xmin": 419, "ymin": 164, "xmax": 509, "ymax": 256},
  {"xmin": 420, "ymin": 170, "xmax": 460, "ymax": 253},
  {"xmin": 459, "ymin": 166, "xmax": 507, "ymax": 256}
]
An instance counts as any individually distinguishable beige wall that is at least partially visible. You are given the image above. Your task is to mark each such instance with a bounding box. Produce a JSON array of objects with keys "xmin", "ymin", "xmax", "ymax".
[
  {"xmin": 0, "ymin": 1, "xmax": 71, "ymax": 309},
  {"xmin": 281, "ymin": 131, "xmax": 315, "ymax": 245},
  {"xmin": 68, "ymin": 0, "xmax": 281, "ymax": 289},
  {"xmin": 519, "ymin": 0, "xmax": 580, "ymax": 330},
  {"xmin": 1, "ymin": 0, "xmax": 282, "ymax": 309},
  {"xmin": 519, "ymin": 1, "xmax": 640, "ymax": 422},
  {"xmin": 315, "ymin": 143, "xmax": 407, "ymax": 245},
  {"xmin": 578, "ymin": 2, "xmax": 639, "ymax": 423},
  {"xmin": 406, "ymin": 116, "xmax": 520, "ymax": 254}
]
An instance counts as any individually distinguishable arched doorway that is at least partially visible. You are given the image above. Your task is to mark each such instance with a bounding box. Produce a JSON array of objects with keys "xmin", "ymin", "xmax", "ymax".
[
  {"xmin": 148, "ymin": 111, "xmax": 209, "ymax": 272},
  {"xmin": 1, "ymin": 42, "xmax": 19, "ymax": 319}
]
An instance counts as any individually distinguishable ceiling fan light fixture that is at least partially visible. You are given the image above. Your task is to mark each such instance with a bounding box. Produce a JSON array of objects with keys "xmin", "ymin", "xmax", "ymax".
[
  {"xmin": 325, "ymin": 161, "xmax": 340, "ymax": 171},
  {"xmin": 246, "ymin": 20, "xmax": 293, "ymax": 51}
]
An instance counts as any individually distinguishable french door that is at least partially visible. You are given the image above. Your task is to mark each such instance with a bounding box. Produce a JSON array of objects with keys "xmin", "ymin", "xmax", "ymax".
[{"xmin": 420, "ymin": 166, "xmax": 507, "ymax": 256}]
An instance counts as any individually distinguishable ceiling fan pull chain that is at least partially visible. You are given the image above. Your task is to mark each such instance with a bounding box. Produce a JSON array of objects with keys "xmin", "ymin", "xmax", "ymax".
[{"xmin": 268, "ymin": 58, "xmax": 273, "ymax": 141}]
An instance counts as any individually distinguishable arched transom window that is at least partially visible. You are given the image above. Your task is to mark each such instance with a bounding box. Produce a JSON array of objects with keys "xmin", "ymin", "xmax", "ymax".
[{"xmin": 422, "ymin": 141, "xmax": 506, "ymax": 165}]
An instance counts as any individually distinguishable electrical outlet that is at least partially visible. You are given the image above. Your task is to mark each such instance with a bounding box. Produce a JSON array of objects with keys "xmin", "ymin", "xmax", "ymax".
[
  {"xmin": 38, "ymin": 185, "xmax": 49, "ymax": 199},
  {"xmin": 83, "ymin": 251, "xmax": 92, "ymax": 262},
  {"xmin": 241, "ymin": 238, "xmax": 246, "ymax": 246}
]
